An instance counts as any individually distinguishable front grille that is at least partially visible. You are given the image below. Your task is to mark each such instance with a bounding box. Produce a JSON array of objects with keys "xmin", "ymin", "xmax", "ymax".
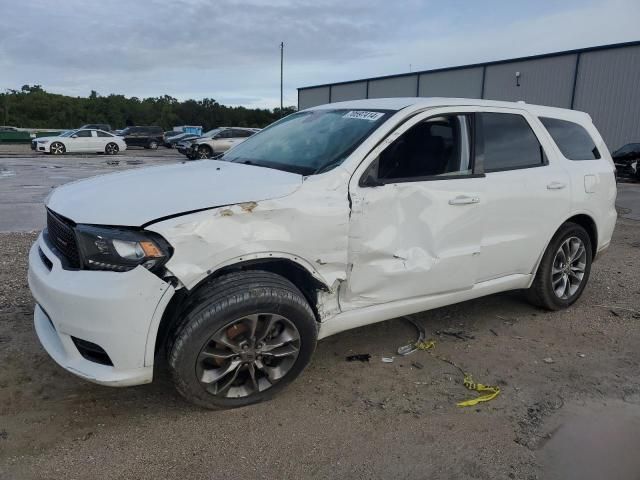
[
  {"xmin": 46, "ymin": 209, "xmax": 81, "ymax": 268},
  {"xmin": 71, "ymin": 337, "xmax": 113, "ymax": 366}
]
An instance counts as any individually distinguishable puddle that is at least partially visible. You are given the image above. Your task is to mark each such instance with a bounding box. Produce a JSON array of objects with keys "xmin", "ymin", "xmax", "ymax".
[
  {"xmin": 0, "ymin": 170, "xmax": 16, "ymax": 178},
  {"xmin": 541, "ymin": 400, "xmax": 640, "ymax": 480}
]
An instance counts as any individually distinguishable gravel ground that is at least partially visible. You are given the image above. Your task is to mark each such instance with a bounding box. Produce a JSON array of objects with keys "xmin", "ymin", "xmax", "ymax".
[{"xmin": 1, "ymin": 217, "xmax": 639, "ymax": 479}]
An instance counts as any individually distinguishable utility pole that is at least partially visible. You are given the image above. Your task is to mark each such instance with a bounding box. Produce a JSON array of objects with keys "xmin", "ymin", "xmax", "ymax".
[{"xmin": 280, "ymin": 41, "xmax": 284, "ymax": 116}]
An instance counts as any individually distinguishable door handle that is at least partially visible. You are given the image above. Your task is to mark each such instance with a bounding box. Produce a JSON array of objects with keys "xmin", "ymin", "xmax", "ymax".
[
  {"xmin": 547, "ymin": 181, "xmax": 567, "ymax": 190},
  {"xmin": 449, "ymin": 195, "xmax": 480, "ymax": 205}
]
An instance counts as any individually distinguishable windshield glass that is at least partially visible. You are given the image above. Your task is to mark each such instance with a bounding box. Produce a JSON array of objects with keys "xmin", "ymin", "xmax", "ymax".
[
  {"xmin": 203, "ymin": 128, "xmax": 222, "ymax": 138},
  {"xmin": 60, "ymin": 130, "xmax": 79, "ymax": 137},
  {"xmin": 222, "ymin": 109, "xmax": 391, "ymax": 175}
]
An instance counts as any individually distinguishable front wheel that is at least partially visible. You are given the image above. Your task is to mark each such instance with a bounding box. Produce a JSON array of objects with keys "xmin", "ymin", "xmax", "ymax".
[
  {"xmin": 105, "ymin": 142, "xmax": 119, "ymax": 155},
  {"xmin": 148, "ymin": 140, "xmax": 158, "ymax": 150},
  {"xmin": 526, "ymin": 222, "xmax": 592, "ymax": 310},
  {"xmin": 50, "ymin": 142, "xmax": 66, "ymax": 155},
  {"xmin": 168, "ymin": 271, "xmax": 318, "ymax": 409},
  {"xmin": 196, "ymin": 145, "xmax": 212, "ymax": 159}
]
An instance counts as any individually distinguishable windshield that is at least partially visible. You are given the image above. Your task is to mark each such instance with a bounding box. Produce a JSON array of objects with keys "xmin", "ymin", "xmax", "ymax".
[
  {"xmin": 222, "ymin": 109, "xmax": 391, "ymax": 175},
  {"xmin": 203, "ymin": 128, "xmax": 222, "ymax": 138}
]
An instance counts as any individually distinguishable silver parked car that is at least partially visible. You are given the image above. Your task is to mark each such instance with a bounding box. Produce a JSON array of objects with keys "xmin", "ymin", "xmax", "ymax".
[{"xmin": 185, "ymin": 127, "xmax": 260, "ymax": 159}]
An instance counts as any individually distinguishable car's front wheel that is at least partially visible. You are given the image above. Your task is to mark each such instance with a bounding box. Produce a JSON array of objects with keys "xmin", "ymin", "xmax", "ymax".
[
  {"xmin": 147, "ymin": 140, "xmax": 158, "ymax": 150},
  {"xmin": 50, "ymin": 142, "xmax": 66, "ymax": 155},
  {"xmin": 105, "ymin": 142, "xmax": 119, "ymax": 155},
  {"xmin": 526, "ymin": 222, "xmax": 592, "ymax": 310},
  {"xmin": 168, "ymin": 271, "xmax": 318, "ymax": 409},
  {"xmin": 196, "ymin": 145, "xmax": 212, "ymax": 159}
]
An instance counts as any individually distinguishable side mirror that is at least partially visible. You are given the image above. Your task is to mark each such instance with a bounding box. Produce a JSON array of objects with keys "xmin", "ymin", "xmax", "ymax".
[{"xmin": 71, "ymin": 134, "xmax": 78, "ymax": 138}]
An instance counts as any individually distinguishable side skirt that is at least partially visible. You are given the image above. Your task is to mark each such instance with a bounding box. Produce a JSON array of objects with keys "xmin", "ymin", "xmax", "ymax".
[{"xmin": 317, "ymin": 274, "xmax": 531, "ymax": 339}]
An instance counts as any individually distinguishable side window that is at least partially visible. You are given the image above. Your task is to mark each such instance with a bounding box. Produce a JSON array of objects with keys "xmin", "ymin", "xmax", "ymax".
[
  {"xmin": 539, "ymin": 117, "xmax": 600, "ymax": 160},
  {"xmin": 479, "ymin": 113, "xmax": 544, "ymax": 172},
  {"xmin": 97, "ymin": 130, "xmax": 112, "ymax": 137},
  {"xmin": 377, "ymin": 115, "xmax": 472, "ymax": 181},
  {"xmin": 232, "ymin": 129, "xmax": 252, "ymax": 138},
  {"xmin": 75, "ymin": 130, "xmax": 92, "ymax": 138},
  {"xmin": 217, "ymin": 129, "xmax": 234, "ymax": 139}
]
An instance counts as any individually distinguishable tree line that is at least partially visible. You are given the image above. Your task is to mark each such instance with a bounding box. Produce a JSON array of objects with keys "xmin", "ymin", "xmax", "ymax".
[{"xmin": 0, "ymin": 85, "xmax": 297, "ymax": 130}]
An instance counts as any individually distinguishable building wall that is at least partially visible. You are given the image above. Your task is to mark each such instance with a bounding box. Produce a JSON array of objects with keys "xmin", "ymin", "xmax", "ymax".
[
  {"xmin": 368, "ymin": 75, "xmax": 418, "ymax": 98},
  {"xmin": 483, "ymin": 54, "xmax": 577, "ymax": 108},
  {"xmin": 331, "ymin": 81, "xmax": 368, "ymax": 103},
  {"xmin": 298, "ymin": 86, "xmax": 330, "ymax": 110},
  {"xmin": 573, "ymin": 44, "xmax": 640, "ymax": 150},
  {"xmin": 298, "ymin": 42, "xmax": 640, "ymax": 149},
  {"xmin": 418, "ymin": 67, "xmax": 483, "ymax": 98}
]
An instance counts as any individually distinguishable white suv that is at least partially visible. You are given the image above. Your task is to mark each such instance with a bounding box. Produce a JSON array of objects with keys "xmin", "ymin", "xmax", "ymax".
[{"xmin": 28, "ymin": 98, "xmax": 617, "ymax": 409}]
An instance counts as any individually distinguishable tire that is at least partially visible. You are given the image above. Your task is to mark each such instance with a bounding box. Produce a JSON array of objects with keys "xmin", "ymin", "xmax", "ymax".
[
  {"xmin": 168, "ymin": 271, "xmax": 318, "ymax": 409},
  {"xmin": 526, "ymin": 222, "xmax": 592, "ymax": 310},
  {"xmin": 105, "ymin": 142, "xmax": 119, "ymax": 155},
  {"xmin": 148, "ymin": 140, "xmax": 158, "ymax": 150},
  {"xmin": 50, "ymin": 142, "xmax": 66, "ymax": 155},
  {"xmin": 196, "ymin": 145, "xmax": 212, "ymax": 159}
]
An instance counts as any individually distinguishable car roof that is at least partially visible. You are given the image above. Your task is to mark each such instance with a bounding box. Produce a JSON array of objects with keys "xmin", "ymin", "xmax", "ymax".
[{"xmin": 307, "ymin": 97, "xmax": 591, "ymax": 122}]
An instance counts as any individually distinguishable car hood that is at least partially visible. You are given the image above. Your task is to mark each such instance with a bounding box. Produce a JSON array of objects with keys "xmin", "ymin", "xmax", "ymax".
[
  {"xmin": 35, "ymin": 136, "xmax": 61, "ymax": 142},
  {"xmin": 46, "ymin": 160, "xmax": 303, "ymax": 226}
]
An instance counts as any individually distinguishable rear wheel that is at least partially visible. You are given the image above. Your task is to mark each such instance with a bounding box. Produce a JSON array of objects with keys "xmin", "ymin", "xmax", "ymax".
[
  {"xmin": 50, "ymin": 142, "xmax": 65, "ymax": 155},
  {"xmin": 105, "ymin": 142, "xmax": 119, "ymax": 155},
  {"xmin": 148, "ymin": 140, "xmax": 158, "ymax": 150},
  {"xmin": 526, "ymin": 222, "xmax": 592, "ymax": 310},
  {"xmin": 168, "ymin": 271, "xmax": 318, "ymax": 409}
]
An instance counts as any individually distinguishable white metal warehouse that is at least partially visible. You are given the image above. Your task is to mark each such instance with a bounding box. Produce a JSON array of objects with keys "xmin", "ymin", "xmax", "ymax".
[{"xmin": 297, "ymin": 40, "xmax": 640, "ymax": 151}]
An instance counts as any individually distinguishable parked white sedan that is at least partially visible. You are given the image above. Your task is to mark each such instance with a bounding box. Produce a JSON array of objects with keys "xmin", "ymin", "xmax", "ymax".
[{"xmin": 32, "ymin": 129, "xmax": 127, "ymax": 155}]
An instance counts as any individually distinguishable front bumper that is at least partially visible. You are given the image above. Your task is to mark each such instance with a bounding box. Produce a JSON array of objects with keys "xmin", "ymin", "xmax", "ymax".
[{"xmin": 28, "ymin": 234, "xmax": 175, "ymax": 386}]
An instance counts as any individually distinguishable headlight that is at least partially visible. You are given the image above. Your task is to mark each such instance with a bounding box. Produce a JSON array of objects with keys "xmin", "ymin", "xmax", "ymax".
[{"xmin": 75, "ymin": 225, "xmax": 172, "ymax": 272}]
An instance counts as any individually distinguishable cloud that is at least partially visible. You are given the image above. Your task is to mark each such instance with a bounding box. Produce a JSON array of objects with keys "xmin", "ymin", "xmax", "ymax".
[{"xmin": 0, "ymin": 0, "xmax": 638, "ymax": 108}]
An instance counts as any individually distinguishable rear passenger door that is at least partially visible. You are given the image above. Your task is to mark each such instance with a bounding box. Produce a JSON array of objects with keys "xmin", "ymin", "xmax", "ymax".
[{"xmin": 475, "ymin": 109, "xmax": 570, "ymax": 282}]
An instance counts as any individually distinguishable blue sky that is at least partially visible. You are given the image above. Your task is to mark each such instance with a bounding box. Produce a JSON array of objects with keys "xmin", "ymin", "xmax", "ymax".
[{"xmin": 0, "ymin": 0, "xmax": 638, "ymax": 108}]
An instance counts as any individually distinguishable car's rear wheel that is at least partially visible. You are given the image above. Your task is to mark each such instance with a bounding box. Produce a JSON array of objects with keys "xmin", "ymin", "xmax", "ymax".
[
  {"xmin": 526, "ymin": 222, "xmax": 592, "ymax": 310},
  {"xmin": 168, "ymin": 271, "xmax": 318, "ymax": 409},
  {"xmin": 105, "ymin": 142, "xmax": 119, "ymax": 155},
  {"xmin": 197, "ymin": 145, "xmax": 212, "ymax": 159},
  {"xmin": 147, "ymin": 140, "xmax": 158, "ymax": 150},
  {"xmin": 50, "ymin": 142, "xmax": 65, "ymax": 155}
]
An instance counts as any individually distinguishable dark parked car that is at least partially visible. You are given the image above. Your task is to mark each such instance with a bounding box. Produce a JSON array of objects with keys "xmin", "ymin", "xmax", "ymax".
[
  {"xmin": 612, "ymin": 143, "xmax": 640, "ymax": 181},
  {"xmin": 118, "ymin": 126, "xmax": 164, "ymax": 149},
  {"xmin": 164, "ymin": 133, "xmax": 199, "ymax": 148},
  {"xmin": 80, "ymin": 124, "xmax": 112, "ymax": 132}
]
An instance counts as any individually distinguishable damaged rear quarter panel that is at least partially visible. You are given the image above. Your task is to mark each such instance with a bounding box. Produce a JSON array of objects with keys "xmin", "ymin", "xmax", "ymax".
[{"xmin": 146, "ymin": 170, "xmax": 352, "ymax": 315}]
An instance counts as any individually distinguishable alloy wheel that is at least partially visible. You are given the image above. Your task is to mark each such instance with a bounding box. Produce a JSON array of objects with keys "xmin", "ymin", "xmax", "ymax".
[
  {"xmin": 105, "ymin": 143, "xmax": 119, "ymax": 155},
  {"xmin": 50, "ymin": 142, "xmax": 65, "ymax": 155},
  {"xmin": 196, "ymin": 313, "xmax": 301, "ymax": 398},
  {"xmin": 551, "ymin": 236, "xmax": 587, "ymax": 299}
]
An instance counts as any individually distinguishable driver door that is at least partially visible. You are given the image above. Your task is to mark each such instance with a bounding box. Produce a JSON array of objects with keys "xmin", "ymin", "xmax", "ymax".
[
  {"xmin": 342, "ymin": 109, "xmax": 486, "ymax": 310},
  {"xmin": 68, "ymin": 129, "xmax": 93, "ymax": 152}
]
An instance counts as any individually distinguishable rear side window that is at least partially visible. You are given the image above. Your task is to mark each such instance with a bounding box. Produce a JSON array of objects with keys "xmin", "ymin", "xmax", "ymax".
[
  {"xmin": 232, "ymin": 129, "xmax": 253, "ymax": 138},
  {"xmin": 97, "ymin": 130, "xmax": 112, "ymax": 137},
  {"xmin": 540, "ymin": 117, "xmax": 600, "ymax": 160},
  {"xmin": 479, "ymin": 113, "xmax": 544, "ymax": 172}
]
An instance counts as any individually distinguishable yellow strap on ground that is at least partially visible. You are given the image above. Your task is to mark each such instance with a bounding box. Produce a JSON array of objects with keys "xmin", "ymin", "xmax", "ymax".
[
  {"xmin": 456, "ymin": 374, "xmax": 501, "ymax": 407},
  {"xmin": 415, "ymin": 340, "xmax": 436, "ymax": 350}
]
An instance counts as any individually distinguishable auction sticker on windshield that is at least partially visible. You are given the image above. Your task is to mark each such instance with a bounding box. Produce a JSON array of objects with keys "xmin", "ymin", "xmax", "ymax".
[{"xmin": 343, "ymin": 111, "xmax": 385, "ymax": 121}]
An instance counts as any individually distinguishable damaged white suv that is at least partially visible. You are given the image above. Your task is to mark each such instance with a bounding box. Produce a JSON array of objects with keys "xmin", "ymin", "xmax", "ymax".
[{"xmin": 28, "ymin": 98, "xmax": 617, "ymax": 408}]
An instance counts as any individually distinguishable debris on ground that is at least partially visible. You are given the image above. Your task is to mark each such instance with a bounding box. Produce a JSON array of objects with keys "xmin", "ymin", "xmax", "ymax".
[
  {"xmin": 543, "ymin": 357, "xmax": 555, "ymax": 364},
  {"xmin": 411, "ymin": 361, "xmax": 424, "ymax": 370},
  {"xmin": 346, "ymin": 354, "xmax": 371, "ymax": 362},
  {"xmin": 381, "ymin": 357, "xmax": 395, "ymax": 363},
  {"xmin": 435, "ymin": 329, "xmax": 475, "ymax": 341},
  {"xmin": 490, "ymin": 328, "xmax": 499, "ymax": 336},
  {"xmin": 397, "ymin": 316, "xmax": 426, "ymax": 356}
]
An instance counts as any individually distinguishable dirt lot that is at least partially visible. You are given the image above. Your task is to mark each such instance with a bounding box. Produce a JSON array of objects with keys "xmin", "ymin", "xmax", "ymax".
[{"xmin": 1, "ymin": 214, "xmax": 639, "ymax": 479}]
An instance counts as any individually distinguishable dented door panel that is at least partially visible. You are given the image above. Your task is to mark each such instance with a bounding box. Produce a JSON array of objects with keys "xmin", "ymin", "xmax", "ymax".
[{"xmin": 343, "ymin": 177, "xmax": 485, "ymax": 309}]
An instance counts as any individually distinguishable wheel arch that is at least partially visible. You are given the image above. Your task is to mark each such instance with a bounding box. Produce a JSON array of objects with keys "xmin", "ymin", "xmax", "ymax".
[
  {"xmin": 153, "ymin": 256, "xmax": 329, "ymax": 363},
  {"xmin": 529, "ymin": 212, "xmax": 598, "ymax": 286}
]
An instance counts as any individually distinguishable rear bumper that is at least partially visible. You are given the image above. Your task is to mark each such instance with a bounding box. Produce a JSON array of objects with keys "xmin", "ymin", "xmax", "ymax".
[{"xmin": 28, "ymin": 234, "xmax": 175, "ymax": 386}]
